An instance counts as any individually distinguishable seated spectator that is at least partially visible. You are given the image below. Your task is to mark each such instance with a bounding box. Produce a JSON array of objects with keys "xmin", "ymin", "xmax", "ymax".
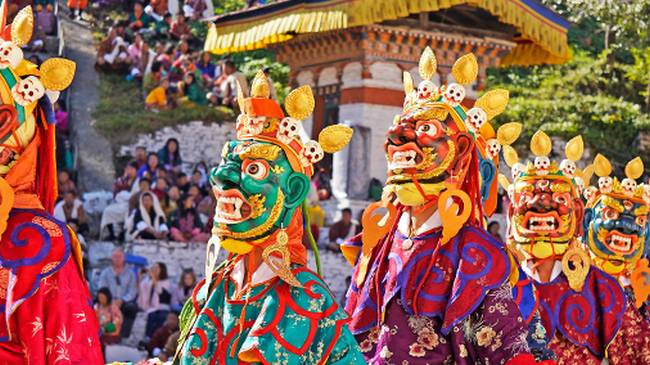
[
  {"xmin": 219, "ymin": 60, "xmax": 249, "ymax": 109},
  {"xmin": 156, "ymin": 44, "xmax": 175, "ymax": 71},
  {"xmin": 178, "ymin": 72, "xmax": 205, "ymax": 106},
  {"xmin": 162, "ymin": 185, "xmax": 180, "ymax": 216},
  {"xmin": 156, "ymin": 166, "xmax": 169, "ymax": 183},
  {"xmin": 54, "ymin": 101, "xmax": 69, "ymax": 134},
  {"xmin": 196, "ymin": 51, "xmax": 216, "ymax": 84},
  {"xmin": 196, "ymin": 187, "xmax": 215, "ymax": 218},
  {"xmin": 194, "ymin": 161, "xmax": 209, "ymax": 184},
  {"xmin": 327, "ymin": 208, "xmax": 357, "ymax": 252},
  {"xmin": 157, "ymin": 138, "xmax": 182, "ymax": 173},
  {"xmin": 488, "ymin": 221, "xmax": 503, "ymax": 241},
  {"xmin": 97, "ymin": 248, "xmax": 139, "ymax": 339},
  {"xmin": 143, "ymin": 61, "xmax": 165, "ymax": 94},
  {"xmin": 149, "ymin": 0, "xmax": 169, "ymax": 18},
  {"xmin": 187, "ymin": 184, "xmax": 205, "ymax": 207},
  {"xmin": 129, "ymin": 177, "xmax": 152, "ymax": 213},
  {"xmin": 152, "ymin": 177, "xmax": 169, "ymax": 202},
  {"xmin": 176, "ymin": 172, "xmax": 190, "ymax": 193},
  {"xmin": 170, "ymin": 14, "xmax": 191, "ymax": 40},
  {"xmin": 152, "ymin": 12, "xmax": 172, "ymax": 38},
  {"xmin": 68, "ymin": 0, "xmax": 88, "ymax": 19},
  {"xmin": 134, "ymin": 146, "xmax": 148, "ymax": 169},
  {"xmin": 95, "ymin": 287, "xmax": 123, "ymax": 346},
  {"xmin": 115, "ymin": 161, "xmax": 139, "ymax": 195},
  {"xmin": 190, "ymin": 169, "xmax": 205, "ymax": 189},
  {"xmin": 54, "ymin": 190, "xmax": 88, "ymax": 233},
  {"xmin": 171, "ymin": 269, "xmax": 196, "ymax": 312},
  {"xmin": 176, "ymin": 40, "xmax": 191, "ymax": 58},
  {"xmin": 128, "ymin": 191, "xmax": 169, "ymax": 240},
  {"xmin": 101, "ymin": 162, "xmax": 139, "ymax": 240},
  {"xmin": 147, "ymin": 312, "xmax": 179, "ymax": 358},
  {"xmin": 137, "ymin": 152, "xmax": 160, "ymax": 181},
  {"xmin": 28, "ymin": 20, "xmax": 46, "ymax": 52},
  {"xmin": 36, "ymin": 4, "xmax": 56, "ymax": 36},
  {"xmin": 57, "ymin": 169, "xmax": 77, "ymax": 200},
  {"xmin": 182, "ymin": 0, "xmax": 206, "ymax": 20},
  {"xmin": 96, "ymin": 27, "xmax": 130, "ymax": 72},
  {"xmin": 128, "ymin": 2, "xmax": 152, "ymax": 33},
  {"xmin": 127, "ymin": 33, "xmax": 145, "ymax": 69},
  {"xmin": 138, "ymin": 262, "xmax": 172, "ymax": 338},
  {"xmin": 146, "ymin": 78, "xmax": 170, "ymax": 110},
  {"xmin": 170, "ymin": 194, "xmax": 209, "ymax": 243},
  {"xmin": 206, "ymin": 92, "xmax": 219, "ymax": 107},
  {"xmin": 68, "ymin": 219, "xmax": 87, "ymax": 249}
]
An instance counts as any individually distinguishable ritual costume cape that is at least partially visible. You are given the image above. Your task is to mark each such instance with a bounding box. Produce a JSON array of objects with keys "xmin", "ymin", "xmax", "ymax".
[
  {"xmin": 0, "ymin": 103, "xmax": 103, "ymax": 364},
  {"xmin": 514, "ymin": 263, "xmax": 650, "ymax": 364},
  {"xmin": 0, "ymin": 4, "xmax": 102, "ymax": 362},
  {"xmin": 345, "ymin": 213, "xmax": 537, "ymax": 365},
  {"xmin": 176, "ymin": 257, "xmax": 364, "ymax": 365},
  {"xmin": 341, "ymin": 47, "xmax": 541, "ymax": 364},
  {"xmin": 174, "ymin": 70, "xmax": 364, "ymax": 364},
  {"xmin": 501, "ymin": 132, "xmax": 650, "ymax": 364}
]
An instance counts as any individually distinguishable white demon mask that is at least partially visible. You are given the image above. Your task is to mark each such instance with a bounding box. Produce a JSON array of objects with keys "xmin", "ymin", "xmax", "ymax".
[
  {"xmin": 534, "ymin": 156, "xmax": 551, "ymax": 175},
  {"xmin": 598, "ymin": 176, "xmax": 613, "ymax": 193},
  {"xmin": 583, "ymin": 186, "xmax": 598, "ymax": 201},
  {"xmin": 300, "ymin": 140, "xmax": 324, "ymax": 167},
  {"xmin": 465, "ymin": 107, "xmax": 487, "ymax": 133},
  {"xmin": 417, "ymin": 80, "xmax": 436, "ymax": 99},
  {"xmin": 0, "ymin": 41, "xmax": 23, "ymax": 69},
  {"xmin": 559, "ymin": 159, "xmax": 576, "ymax": 177},
  {"xmin": 511, "ymin": 162, "xmax": 525, "ymax": 179},
  {"xmin": 12, "ymin": 76, "xmax": 45, "ymax": 106},
  {"xmin": 277, "ymin": 117, "xmax": 300, "ymax": 144},
  {"xmin": 443, "ymin": 83, "xmax": 465, "ymax": 107},
  {"xmin": 244, "ymin": 115, "xmax": 266, "ymax": 136},
  {"xmin": 621, "ymin": 178, "xmax": 637, "ymax": 196},
  {"xmin": 486, "ymin": 139, "xmax": 501, "ymax": 159}
]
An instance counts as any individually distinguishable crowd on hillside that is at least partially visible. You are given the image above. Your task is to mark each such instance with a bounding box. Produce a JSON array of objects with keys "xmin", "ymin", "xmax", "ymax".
[
  {"xmin": 95, "ymin": 138, "xmax": 215, "ymax": 243},
  {"xmin": 93, "ymin": 248, "xmax": 197, "ymax": 360},
  {"xmin": 93, "ymin": 0, "xmax": 264, "ymax": 111}
]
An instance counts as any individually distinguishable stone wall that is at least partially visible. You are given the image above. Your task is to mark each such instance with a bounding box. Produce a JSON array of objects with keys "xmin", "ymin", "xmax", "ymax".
[
  {"xmin": 119, "ymin": 121, "xmax": 236, "ymax": 169},
  {"xmin": 88, "ymin": 240, "xmax": 353, "ymax": 302}
]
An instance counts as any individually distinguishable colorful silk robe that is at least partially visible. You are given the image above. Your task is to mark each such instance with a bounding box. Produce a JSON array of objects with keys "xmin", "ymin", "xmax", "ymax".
[
  {"xmin": 345, "ymin": 225, "xmax": 538, "ymax": 364},
  {"xmin": 514, "ymin": 265, "xmax": 650, "ymax": 364},
  {"xmin": 0, "ymin": 209, "xmax": 103, "ymax": 364},
  {"xmin": 175, "ymin": 257, "xmax": 365, "ymax": 364}
]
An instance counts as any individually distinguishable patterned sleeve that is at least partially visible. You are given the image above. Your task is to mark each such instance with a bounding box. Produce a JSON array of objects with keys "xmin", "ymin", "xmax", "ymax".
[
  {"xmin": 606, "ymin": 303, "xmax": 650, "ymax": 364},
  {"xmin": 463, "ymin": 284, "xmax": 534, "ymax": 364},
  {"xmin": 526, "ymin": 311, "xmax": 556, "ymax": 362}
]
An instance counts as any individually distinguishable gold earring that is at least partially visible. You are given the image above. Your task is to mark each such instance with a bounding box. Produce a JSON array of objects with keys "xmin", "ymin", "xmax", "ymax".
[
  {"xmin": 262, "ymin": 229, "xmax": 302, "ymax": 287},
  {"xmin": 561, "ymin": 243, "xmax": 591, "ymax": 292}
]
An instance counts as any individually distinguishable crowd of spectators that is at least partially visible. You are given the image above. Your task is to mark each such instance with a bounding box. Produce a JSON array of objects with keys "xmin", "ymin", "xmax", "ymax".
[
  {"xmin": 100, "ymin": 138, "xmax": 215, "ymax": 244},
  {"xmin": 95, "ymin": 248, "xmax": 196, "ymax": 360},
  {"xmin": 93, "ymin": 0, "xmax": 257, "ymax": 112}
]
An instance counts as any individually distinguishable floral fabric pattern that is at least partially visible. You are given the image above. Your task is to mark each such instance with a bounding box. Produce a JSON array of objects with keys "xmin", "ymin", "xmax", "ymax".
[{"xmin": 356, "ymin": 285, "xmax": 531, "ymax": 364}]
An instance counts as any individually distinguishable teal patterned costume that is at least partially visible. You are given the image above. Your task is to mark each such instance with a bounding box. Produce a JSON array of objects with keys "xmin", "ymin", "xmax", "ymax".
[{"xmin": 175, "ymin": 260, "xmax": 364, "ymax": 365}]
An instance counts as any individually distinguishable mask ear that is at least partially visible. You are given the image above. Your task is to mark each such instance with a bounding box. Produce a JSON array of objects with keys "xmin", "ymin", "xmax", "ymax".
[
  {"xmin": 281, "ymin": 172, "xmax": 309, "ymax": 226},
  {"xmin": 450, "ymin": 132, "xmax": 474, "ymax": 179},
  {"xmin": 574, "ymin": 200, "xmax": 587, "ymax": 238},
  {"xmin": 643, "ymin": 222, "xmax": 650, "ymax": 257}
]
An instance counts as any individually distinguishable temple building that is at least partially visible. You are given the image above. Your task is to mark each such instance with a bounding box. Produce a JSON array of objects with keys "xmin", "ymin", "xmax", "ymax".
[{"xmin": 204, "ymin": 0, "xmax": 570, "ymax": 208}]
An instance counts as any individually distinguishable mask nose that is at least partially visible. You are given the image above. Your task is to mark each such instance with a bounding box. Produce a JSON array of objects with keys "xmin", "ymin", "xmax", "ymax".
[
  {"xmin": 613, "ymin": 215, "xmax": 639, "ymax": 235},
  {"xmin": 211, "ymin": 163, "xmax": 240, "ymax": 187},
  {"xmin": 387, "ymin": 124, "xmax": 416, "ymax": 146}
]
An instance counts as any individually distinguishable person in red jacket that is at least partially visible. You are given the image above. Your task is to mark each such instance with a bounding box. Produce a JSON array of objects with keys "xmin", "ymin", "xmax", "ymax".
[
  {"xmin": 0, "ymin": 3, "xmax": 103, "ymax": 364},
  {"xmin": 342, "ymin": 47, "xmax": 549, "ymax": 364}
]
